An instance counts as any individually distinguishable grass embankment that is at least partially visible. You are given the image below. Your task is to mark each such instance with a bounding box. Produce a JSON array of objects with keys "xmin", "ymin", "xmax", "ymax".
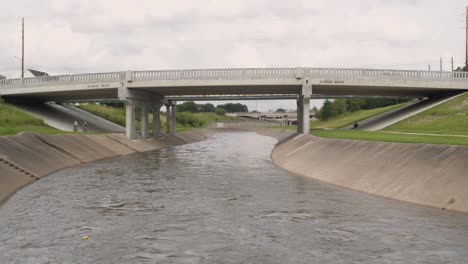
[
  {"xmin": 0, "ymin": 101, "xmax": 61, "ymax": 136},
  {"xmin": 285, "ymin": 102, "xmax": 409, "ymax": 131},
  {"xmin": 78, "ymin": 104, "xmax": 239, "ymax": 132},
  {"xmin": 310, "ymin": 102, "xmax": 409, "ymax": 129},
  {"xmin": 311, "ymin": 130, "xmax": 468, "ymax": 146},
  {"xmin": 384, "ymin": 92, "xmax": 468, "ymax": 135},
  {"xmin": 307, "ymin": 94, "xmax": 468, "ymax": 146}
]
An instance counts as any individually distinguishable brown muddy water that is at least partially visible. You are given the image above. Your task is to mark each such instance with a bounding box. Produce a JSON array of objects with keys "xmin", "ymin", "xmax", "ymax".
[{"xmin": 1, "ymin": 132, "xmax": 468, "ymax": 264}]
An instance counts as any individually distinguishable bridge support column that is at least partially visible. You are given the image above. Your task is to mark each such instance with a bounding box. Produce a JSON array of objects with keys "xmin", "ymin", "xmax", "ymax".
[
  {"xmin": 119, "ymin": 86, "xmax": 163, "ymax": 139},
  {"xmin": 297, "ymin": 80, "xmax": 312, "ymax": 134},
  {"xmin": 298, "ymin": 96, "xmax": 310, "ymax": 134},
  {"xmin": 170, "ymin": 101, "xmax": 177, "ymax": 135},
  {"xmin": 141, "ymin": 101, "xmax": 149, "ymax": 138},
  {"xmin": 152, "ymin": 101, "xmax": 163, "ymax": 137},
  {"xmin": 125, "ymin": 99, "xmax": 137, "ymax": 139},
  {"xmin": 165, "ymin": 103, "xmax": 171, "ymax": 134},
  {"xmin": 297, "ymin": 99, "xmax": 303, "ymax": 132}
]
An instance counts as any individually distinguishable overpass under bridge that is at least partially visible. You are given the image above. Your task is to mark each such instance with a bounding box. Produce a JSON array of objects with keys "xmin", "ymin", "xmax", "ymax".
[{"xmin": 1, "ymin": 67, "xmax": 467, "ymax": 139}]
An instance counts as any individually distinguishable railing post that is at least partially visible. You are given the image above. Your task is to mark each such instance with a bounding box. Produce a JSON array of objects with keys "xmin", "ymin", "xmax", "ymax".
[
  {"xmin": 295, "ymin": 67, "xmax": 303, "ymax": 79},
  {"xmin": 126, "ymin": 70, "xmax": 133, "ymax": 82}
]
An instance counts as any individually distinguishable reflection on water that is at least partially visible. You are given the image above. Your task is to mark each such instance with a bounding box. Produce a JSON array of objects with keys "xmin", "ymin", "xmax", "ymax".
[{"xmin": 1, "ymin": 132, "xmax": 468, "ymax": 264}]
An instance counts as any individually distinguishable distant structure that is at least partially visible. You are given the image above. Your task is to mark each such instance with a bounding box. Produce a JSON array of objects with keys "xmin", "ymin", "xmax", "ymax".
[
  {"xmin": 24, "ymin": 69, "xmax": 49, "ymax": 78},
  {"xmin": 310, "ymin": 108, "xmax": 317, "ymax": 118},
  {"xmin": 0, "ymin": 74, "xmax": 5, "ymax": 80}
]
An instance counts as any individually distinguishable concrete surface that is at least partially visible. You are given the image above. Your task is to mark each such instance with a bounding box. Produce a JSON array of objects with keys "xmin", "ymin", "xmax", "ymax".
[
  {"xmin": 0, "ymin": 161, "xmax": 36, "ymax": 204},
  {"xmin": 0, "ymin": 129, "xmax": 218, "ymax": 205},
  {"xmin": 256, "ymin": 128, "xmax": 468, "ymax": 213},
  {"xmin": 12, "ymin": 102, "xmax": 125, "ymax": 133}
]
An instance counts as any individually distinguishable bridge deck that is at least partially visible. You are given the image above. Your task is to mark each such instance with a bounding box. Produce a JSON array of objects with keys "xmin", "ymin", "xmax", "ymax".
[{"xmin": 1, "ymin": 68, "xmax": 467, "ymax": 101}]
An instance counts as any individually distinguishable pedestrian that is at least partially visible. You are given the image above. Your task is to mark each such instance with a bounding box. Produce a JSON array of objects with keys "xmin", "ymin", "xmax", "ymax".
[
  {"xmin": 73, "ymin": 121, "xmax": 78, "ymax": 132},
  {"xmin": 353, "ymin": 122, "xmax": 359, "ymax": 129},
  {"xmin": 82, "ymin": 121, "xmax": 88, "ymax": 132}
]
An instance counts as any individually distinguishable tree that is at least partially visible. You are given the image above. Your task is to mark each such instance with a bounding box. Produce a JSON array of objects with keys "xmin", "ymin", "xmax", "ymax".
[
  {"xmin": 217, "ymin": 103, "xmax": 248, "ymax": 113},
  {"xmin": 177, "ymin": 101, "xmax": 198, "ymax": 113},
  {"xmin": 332, "ymin": 99, "xmax": 346, "ymax": 116},
  {"xmin": 201, "ymin": 103, "xmax": 215, "ymax": 112},
  {"xmin": 318, "ymin": 99, "xmax": 334, "ymax": 120},
  {"xmin": 215, "ymin": 107, "xmax": 225, "ymax": 116},
  {"xmin": 345, "ymin": 98, "xmax": 366, "ymax": 112}
]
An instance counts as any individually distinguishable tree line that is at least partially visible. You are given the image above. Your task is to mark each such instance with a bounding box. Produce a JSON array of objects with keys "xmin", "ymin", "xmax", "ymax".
[{"xmin": 176, "ymin": 102, "xmax": 248, "ymax": 114}]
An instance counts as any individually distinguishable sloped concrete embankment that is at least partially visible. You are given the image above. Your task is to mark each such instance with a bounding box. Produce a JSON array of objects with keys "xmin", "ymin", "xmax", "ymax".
[
  {"xmin": 0, "ymin": 129, "xmax": 217, "ymax": 204},
  {"xmin": 255, "ymin": 129, "xmax": 468, "ymax": 213}
]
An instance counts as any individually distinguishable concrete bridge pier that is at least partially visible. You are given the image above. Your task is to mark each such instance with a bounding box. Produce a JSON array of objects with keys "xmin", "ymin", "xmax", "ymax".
[
  {"xmin": 152, "ymin": 101, "xmax": 163, "ymax": 137},
  {"xmin": 170, "ymin": 101, "xmax": 177, "ymax": 135},
  {"xmin": 165, "ymin": 103, "xmax": 171, "ymax": 134},
  {"xmin": 296, "ymin": 99, "xmax": 303, "ymax": 132},
  {"xmin": 164, "ymin": 100, "xmax": 177, "ymax": 135},
  {"xmin": 297, "ymin": 80, "xmax": 312, "ymax": 134},
  {"xmin": 140, "ymin": 101, "xmax": 149, "ymax": 138},
  {"xmin": 119, "ymin": 86, "xmax": 164, "ymax": 139},
  {"xmin": 125, "ymin": 99, "xmax": 137, "ymax": 139}
]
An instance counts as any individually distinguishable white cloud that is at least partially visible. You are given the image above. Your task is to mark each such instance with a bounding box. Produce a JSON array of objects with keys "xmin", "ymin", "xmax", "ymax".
[{"xmin": 0, "ymin": 0, "xmax": 466, "ymax": 110}]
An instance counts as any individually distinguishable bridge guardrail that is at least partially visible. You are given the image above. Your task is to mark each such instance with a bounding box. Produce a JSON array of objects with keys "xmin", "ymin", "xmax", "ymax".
[
  {"xmin": 1, "ymin": 68, "xmax": 468, "ymax": 88},
  {"xmin": 0, "ymin": 72, "xmax": 125, "ymax": 87},
  {"xmin": 305, "ymin": 68, "xmax": 468, "ymax": 79},
  {"xmin": 131, "ymin": 68, "xmax": 297, "ymax": 80}
]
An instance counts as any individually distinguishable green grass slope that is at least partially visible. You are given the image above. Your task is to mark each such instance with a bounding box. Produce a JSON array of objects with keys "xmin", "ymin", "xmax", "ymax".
[
  {"xmin": 384, "ymin": 93, "xmax": 468, "ymax": 135},
  {"xmin": 78, "ymin": 104, "xmax": 239, "ymax": 132},
  {"xmin": 310, "ymin": 102, "xmax": 409, "ymax": 129},
  {"xmin": 0, "ymin": 101, "xmax": 61, "ymax": 136},
  {"xmin": 311, "ymin": 130, "xmax": 468, "ymax": 146}
]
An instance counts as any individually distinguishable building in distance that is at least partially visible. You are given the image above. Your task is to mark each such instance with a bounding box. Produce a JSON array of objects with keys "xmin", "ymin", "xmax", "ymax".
[{"xmin": 24, "ymin": 69, "xmax": 49, "ymax": 78}]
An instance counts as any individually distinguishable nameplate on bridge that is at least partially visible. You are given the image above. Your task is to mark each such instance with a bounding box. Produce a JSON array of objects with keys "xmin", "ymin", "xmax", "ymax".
[
  {"xmin": 320, "ymin": 80, "xmax": 345, "ymax": 84},
  {"xmin": 87, "ymin": 84, "xmax": 110, "ymax": 88}
]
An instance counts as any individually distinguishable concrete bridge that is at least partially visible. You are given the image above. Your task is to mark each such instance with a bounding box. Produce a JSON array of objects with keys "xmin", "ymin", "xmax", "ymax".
[
  {"xmin": 227, "ymin": 112, "xmax": 305, "ymax": 126},
  {"xmin": 1, "ymin": 67, "xmax": 467, "ymax": 138}
]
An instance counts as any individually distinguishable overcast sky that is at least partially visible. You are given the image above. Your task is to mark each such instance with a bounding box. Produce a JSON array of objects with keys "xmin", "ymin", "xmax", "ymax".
[{"xmin": 1, "ymin": 0, "xmax": 467, "ymax": 111}]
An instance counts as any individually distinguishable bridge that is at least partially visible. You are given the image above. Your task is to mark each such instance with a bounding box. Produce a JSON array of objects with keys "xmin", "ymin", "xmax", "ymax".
[
  {"xmin": 227, "ymin": 112, "xmax": 304, "ymax": 126},
  {"xmin": 1, "ymin": 67, "xmax": 467, "ymax": 139}
]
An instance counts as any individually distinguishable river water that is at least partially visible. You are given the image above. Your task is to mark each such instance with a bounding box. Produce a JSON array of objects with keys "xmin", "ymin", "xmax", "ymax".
[{"xmin": 1, "ymin": 132, "xmax": 468, "ymax": 264}]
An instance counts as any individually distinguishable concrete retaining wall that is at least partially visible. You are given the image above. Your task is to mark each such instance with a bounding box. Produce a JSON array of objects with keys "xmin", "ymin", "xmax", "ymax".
[
  {"xmin": 0, "ymin": 129, "xmax": 217, "ymax": 205},
  {"xmin": 256, "ymin": 129, "xmax": 468, "ymax": 213}
]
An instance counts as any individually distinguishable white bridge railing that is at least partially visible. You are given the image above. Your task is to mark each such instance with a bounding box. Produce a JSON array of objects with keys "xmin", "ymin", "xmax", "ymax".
[{"xmin": 1, "ymin": 68, "xmax": 468, "ymax": 88}]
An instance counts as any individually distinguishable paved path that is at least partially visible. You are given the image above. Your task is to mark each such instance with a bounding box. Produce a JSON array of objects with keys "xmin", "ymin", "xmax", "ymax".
[
  {"xmin": 12, "ymin": 102, "xmax": 125, "ymax": 133},
  {"xmin": 381, "ymin": 131, "xmax": 468, "ymax": 138}
]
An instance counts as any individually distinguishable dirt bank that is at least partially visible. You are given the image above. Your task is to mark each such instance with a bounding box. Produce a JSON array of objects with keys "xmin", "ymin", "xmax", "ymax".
[
  {"xmin": 255, "ymin": 128, "xmax": 468, "ymax": 213},
  {"xmin": 0, "ymin": 129, "xmax": 217, "ymax": 205}
]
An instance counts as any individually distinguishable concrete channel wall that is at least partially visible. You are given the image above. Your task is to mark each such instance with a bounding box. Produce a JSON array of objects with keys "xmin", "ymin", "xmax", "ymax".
[
  {"xmin": 0, "ymin": 129, "xmax": 217, "ymax": 204},
  {"xmin": 256, "ymin": 129, "xmax": 468, "ymax": 213}
]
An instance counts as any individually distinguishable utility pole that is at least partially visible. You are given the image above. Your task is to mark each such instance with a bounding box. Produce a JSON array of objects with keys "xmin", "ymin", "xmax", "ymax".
[
  {"xmin": 466, "ymin": 6, "xmax": 468, "ymax": 70},
  {"xmin": 428, "ymin": 64, "xmax": 431, "ymax": 71},
  {"xmin": 440, "ymin": 57, "xmax": 443, "ymax": 72},
  {"xmin": 451, "ymin": 56, "xmax": 454, "ymax": 71},
  {"xmin": 21, "ymin": 17, "xmax": 24, "ymax": 79}
]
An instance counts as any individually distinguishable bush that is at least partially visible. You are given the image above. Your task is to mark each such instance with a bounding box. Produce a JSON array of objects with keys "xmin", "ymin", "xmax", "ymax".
[
  {"xmin": 176, "ymin": 112, "xmax": 205, "ymax": 127},
  {"xmin": 215, "ymin": 108, "xmax": 225, "ymax": 116}
]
